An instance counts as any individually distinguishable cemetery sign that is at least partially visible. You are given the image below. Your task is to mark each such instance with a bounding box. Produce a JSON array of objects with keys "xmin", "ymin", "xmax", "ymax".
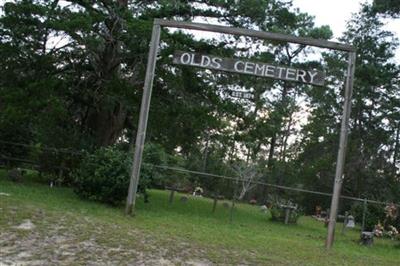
[
  {"xmin": 173, "ymin": 51, "xmax": 325, "ymax": 86},
  {"xmin": 128, "ymin": 20, "xmax": 356, "ymax": 251}
]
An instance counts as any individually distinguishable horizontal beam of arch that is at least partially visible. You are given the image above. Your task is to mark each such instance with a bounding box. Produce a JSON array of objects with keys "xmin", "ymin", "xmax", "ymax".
[{"xmin": 155, "ymin": 19, "xmax": 356, "ymax": 52}]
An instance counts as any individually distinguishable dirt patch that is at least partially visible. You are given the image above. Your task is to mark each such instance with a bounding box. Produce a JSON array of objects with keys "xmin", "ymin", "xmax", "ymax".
[
  {"xmin": 13, "ymin": 219, "xmax": 35, "ymax": 230},
  {"xmin": 0, "ymin": 205, "xmax": 218, "ymax": 265}
]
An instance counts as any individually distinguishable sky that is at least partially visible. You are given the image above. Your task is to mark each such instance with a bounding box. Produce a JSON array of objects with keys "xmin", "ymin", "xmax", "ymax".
[{"xmin": 292, "ymin": 0, "xmax": 400, "ymax": 61}]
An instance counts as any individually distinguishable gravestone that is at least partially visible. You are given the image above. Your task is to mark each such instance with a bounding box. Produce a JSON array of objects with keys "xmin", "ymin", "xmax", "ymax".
[
  {"xmin": 260, "ymin": 205, "xmax": 268, "ymax": 213},
  {"xmin": 346, "ymin": 215, "xmax": 355, "ymax": 228}
]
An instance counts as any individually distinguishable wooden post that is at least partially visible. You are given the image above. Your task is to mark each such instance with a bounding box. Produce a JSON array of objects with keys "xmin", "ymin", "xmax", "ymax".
[
  {"xmin": 284, "ymin": 208, "xmax": 290, "ymax": 225},
  {"xmin": 361, "ymin": 198, "xmax": 368, "ymax": 232},
  {"xmin": 168, "ymin": 190, "xmax": 175, "ymax": 204},
  {"xmin": 125, "ymin": 22, "xmax": 161, "ymax": 215},
  {"xmin": 156, "ymin": 19, "xmax": 355, "ymax": 52},
  {"xmin": 326, "ymin": 51, "xmax": 356, "ymax": 249},
  {"xmin": 229, "ymin": 199, "xmax": 235, "ymax": 223},
  {"xmin": 341, "ymin": 211, "xmax": 349, "ymax": 235},
  {"xmin": 230, "ymin": 177, "xmax": 239, "ymax": 223},
  {"xmin": 212, "ymin": 195, "xmax": 218, "ymax": 213}
]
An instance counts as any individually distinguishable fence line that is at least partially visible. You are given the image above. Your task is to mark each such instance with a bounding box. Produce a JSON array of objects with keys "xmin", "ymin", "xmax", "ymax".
[
  {"xmin": 0, "ymin": 140, "xmax": 83, "ymax": 155},
  {"xmin": 146, "ymin": 163, "xmax": 399, "ymax": 207},
  {"xmin": 1, "ymin": 140, "xmax": 397, "ymax": 207}
]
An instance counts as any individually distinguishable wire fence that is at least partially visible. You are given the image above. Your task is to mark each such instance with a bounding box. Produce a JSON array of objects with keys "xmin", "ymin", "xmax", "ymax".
[
  {"xmin": 145, "ymin": 163, "xmax": 399, "ymax": 207},
  {"xmin": 1, "ymin": 140, "xmax": 398, "ymax": 231}
]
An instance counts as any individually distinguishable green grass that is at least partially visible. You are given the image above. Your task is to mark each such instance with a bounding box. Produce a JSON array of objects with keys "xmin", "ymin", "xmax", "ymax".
[{"xmin": 1, "ymin": 169, "xmax": 399, "ymax": 265}]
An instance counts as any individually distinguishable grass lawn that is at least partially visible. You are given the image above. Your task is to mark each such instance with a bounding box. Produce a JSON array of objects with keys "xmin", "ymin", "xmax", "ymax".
[{"xmin": 0, "ymin": 169, "xmax": 399, "ymax": 265}]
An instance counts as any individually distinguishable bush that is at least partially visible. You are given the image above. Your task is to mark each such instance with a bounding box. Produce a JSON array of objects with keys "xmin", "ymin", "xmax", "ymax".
[
  {"xmin": 270, "ymin": 206, "xmax": 301, "ymax": 224},
  {"xmin": 269, "ymin": 197, "xmax": 301, "ymax": 224},
  {"xmin": 73, "ymin": 146, "xmax": 130, "ymax": 205},
  {"xmin": 141, "ymin": 143, "xmax": 190, "ymax": 190},
  {"xmin": 351, "ymin": 202, "xmax": 386, "ymax": 231},
  {"xmin": 73, "ymin": 143, "xmax": 179, "ymax": 205}
]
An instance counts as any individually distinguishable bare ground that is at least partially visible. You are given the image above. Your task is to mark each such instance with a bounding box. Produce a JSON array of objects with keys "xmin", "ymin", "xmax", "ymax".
[{"xmin": 0, "ymin": 204, "xmax": 231, "ymax": 266}]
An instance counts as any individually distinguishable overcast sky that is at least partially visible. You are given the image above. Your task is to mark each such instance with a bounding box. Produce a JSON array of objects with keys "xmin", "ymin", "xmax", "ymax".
[{"xmin": 292, "ymin": 0, "xmax": 400, "ymax": 61}]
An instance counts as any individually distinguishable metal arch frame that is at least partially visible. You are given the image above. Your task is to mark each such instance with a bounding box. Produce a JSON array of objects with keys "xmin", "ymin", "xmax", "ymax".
[{"xmin": 125, "ymin": 19, "xmax": 356, "ymax": 250}]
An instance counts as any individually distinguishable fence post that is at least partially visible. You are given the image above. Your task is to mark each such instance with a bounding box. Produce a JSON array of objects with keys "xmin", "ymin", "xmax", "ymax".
[
  {"xmin": 341, "ymin": 211, "xmax": 349, "ymax": 235},
  {"xmin": 168, "ymin": 189, "xmax": 175, "ymax": 204},
  {"xmin": 230, "ymin": 176, "xmax": 239, "ymax": 223},
  {"xmin": 361, "ymin": 198, "xmax": 368, "ymax": 232},
  {"xmin": 212, "ymin": 194, "xmax": 218, "ymax": 213},
  {"xmin": 229, "ymin": 199, "xmax": 235, "ymax": 223}
]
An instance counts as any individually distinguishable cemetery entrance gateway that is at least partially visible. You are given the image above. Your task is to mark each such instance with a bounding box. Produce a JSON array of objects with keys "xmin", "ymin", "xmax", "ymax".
[{"xmin": 125, "ymin": 19, "xmax": 356, "ymax": 249}]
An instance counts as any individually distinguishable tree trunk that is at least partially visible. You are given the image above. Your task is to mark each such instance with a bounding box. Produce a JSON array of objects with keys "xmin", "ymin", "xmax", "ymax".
[
  {"xmin": 84, "ymin": 1, "xmax": 128, "ymax": 147},
  {"xmin": 267, "ymin": 135, "xmax": 276, "ymax": 169},
  {"xmin": 202, "ymin": 131, "xmax": 210, "ymax": 172},
  {"xmin": 393, "ymin": 121, "xmax": 400, "ymax": 176},
  {"xmin": 280, "ymin": 108, "xmax": 294, "ymax": 162},
  {"xmin": 87, "ymin": 102, "xmax": 127, "ymax": 146}
]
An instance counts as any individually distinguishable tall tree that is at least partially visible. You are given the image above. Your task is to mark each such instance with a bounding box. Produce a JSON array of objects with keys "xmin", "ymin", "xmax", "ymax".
[
  {"xmin": 296, "ymin": 3, "xmax": 400, "ymax": 204},
  {"xmin": 373, "ymin": 0, "xmax": 400, "ymax": 17}
]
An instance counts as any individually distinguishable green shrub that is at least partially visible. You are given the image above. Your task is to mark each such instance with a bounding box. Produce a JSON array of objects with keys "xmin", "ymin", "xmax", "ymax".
[
  {"xmin": 270, "ymin": 206, "xmax": 301, "ymax": 224},
  {"xmin": 269, "ymin": 196, "xmax": 301, "ymax": 224},
  {"xmin": 73, "ymin": 146, "xmax": 130, "ymax": 205},
  {"xmin": 141, "ymin": 142, "xmax": 190, "ymax": 190},
  {"xmin": 351, "ymin": 202, "xmax": 386, "ymax": 231},
  {"xmin": 72, "ymin": 143, "xmax": 179, "ymax": 205}
]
